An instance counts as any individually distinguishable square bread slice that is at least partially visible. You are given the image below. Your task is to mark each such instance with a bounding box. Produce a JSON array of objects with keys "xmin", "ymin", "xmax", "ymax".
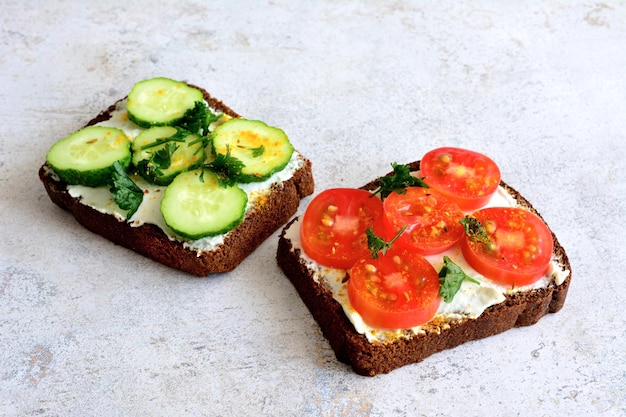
[
  {"xmin": 40, "ymin": 82, "xmax": 314, "ymax": 276},
  {"xmin": 277, "ymin": 161, "xmax": 571, "ymax": 376}
]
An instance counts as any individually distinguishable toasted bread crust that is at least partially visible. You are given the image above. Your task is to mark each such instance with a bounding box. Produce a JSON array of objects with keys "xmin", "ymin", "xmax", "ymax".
[
  {"xmin": 39, "ymin": 84, "xmax": 314, "ymax": 276},
  {"xmin": 276, "ymin": 162, "xmax": 571, "ymax": 376}
]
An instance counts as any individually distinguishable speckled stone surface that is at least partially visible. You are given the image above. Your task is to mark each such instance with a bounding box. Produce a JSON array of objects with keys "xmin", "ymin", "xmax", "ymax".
[{"xmin": 1, "ymin": 1, "xmax": 625, "ymax": 416}]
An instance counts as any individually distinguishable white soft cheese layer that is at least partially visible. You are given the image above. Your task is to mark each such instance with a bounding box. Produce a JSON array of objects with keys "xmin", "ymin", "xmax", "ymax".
[
  {"xmin": 64, "ymin": 100, "xmax": 305, "ymax": 253},
  {"xmin": 285, "ymin": 185, "xmax": 570, "ymax": 343}
]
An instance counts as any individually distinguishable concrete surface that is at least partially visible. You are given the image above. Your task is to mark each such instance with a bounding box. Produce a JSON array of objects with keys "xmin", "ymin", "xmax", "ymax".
[{"xmin": 1, "ymin": 1, "xmax": 625, "ymax": 416}]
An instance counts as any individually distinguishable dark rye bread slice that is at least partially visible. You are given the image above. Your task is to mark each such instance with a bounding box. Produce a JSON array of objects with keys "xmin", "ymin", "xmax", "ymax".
[
  {"xmin": 277, "ymin": 161, "xmax": 571, "ymax": 376},
  {"xmin": 40, "ymin": 83, "xmax": 314, "ymax": 276}
]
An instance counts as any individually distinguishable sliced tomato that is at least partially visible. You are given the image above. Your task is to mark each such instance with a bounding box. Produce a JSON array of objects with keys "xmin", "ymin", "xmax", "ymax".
[
  {"xmin": 383, "ymin": 187, "xmax": 464, "ymax": 255},
  {"xmin": 348, "ymin": 247, "xmax": 441, "ymax": 329},
  {"xmin": 461, "ymin": 207, "xmax": 554, "ymax": 286},
  {"xmin": 420, "ymin": 147, "xmax": 501, "ymax": 211},
  {"xmin": 300, "ymin": 188, "xmax": 385, "ymax": 269}
]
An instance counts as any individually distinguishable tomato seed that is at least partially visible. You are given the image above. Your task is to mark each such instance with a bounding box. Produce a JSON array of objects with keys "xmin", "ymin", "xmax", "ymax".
[
  {"xmin": 321, "ymin": 214, "xmax": 334, "ymax": 227},
  {"xmin": 379, "ymin": 292, "xmax": 397, "ymax": 302},
  {"xmin": 485, "ymin": 220, "xmax": 497, "ymax": 234},
  {"xmin": 368, "ymin": 274, "xmax": 381, "ymax": 283}
]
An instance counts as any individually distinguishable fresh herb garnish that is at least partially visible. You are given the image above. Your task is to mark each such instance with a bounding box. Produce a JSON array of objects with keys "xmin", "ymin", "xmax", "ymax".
[
  {"xmin": 152, "ymin": 142, "xmax": 178, "ymax": 170},
  {"xmin": 139, "ymin": 129, "xmax": 188, "ymax": 151},
  {"xmin": 205, "ymin": 110, "xmax": 223, "ymax": 130},
  {"xmin": 438, "ymin": 256, "xmax": 480, "ymax": 303},
  {"xmin": 110, "ymin": 161, "xmax": 143, "ymax": 219},
  {"xmin": 371, "ymin": 162, "xmax": 428, "ymax": 199},
  {"xmin": 460, "ymin": 215, "xmax": 495, "ymax": 251},
  {"xmin": 250, "ymin": 145, "xmax": 265, "ymax": 158},
  {"xmin": 188, "ymin": 134, "xmax": 211, "ymax": 150},
  {"xmin": 137, "ymin": 142, "xmax": 180, "ymax": 181},
  {"xmin": 366, "ymin": 225, "xmax": 406, "ymax": 259},
  {"xmin": 177, "ymin": 101, "xmax": 221, "ymax": 136},
  {"xmin": 203, "ymin": 145, "xmax": 245, "ymax": 186}
]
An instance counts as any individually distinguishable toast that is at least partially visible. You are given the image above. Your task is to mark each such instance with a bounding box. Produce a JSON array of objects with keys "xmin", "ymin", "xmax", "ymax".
[
  {"xmin": 277, "ymin": 160, "xmax": 571, "ymax": 376},
  {"xmin": 40, "ymin": 80, "xmax": 314, "ymax": 276}
]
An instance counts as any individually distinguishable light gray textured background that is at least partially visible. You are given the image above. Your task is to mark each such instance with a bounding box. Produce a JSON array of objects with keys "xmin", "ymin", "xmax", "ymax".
[{"xmin": 1, "ymin": 1, "xmax": 625, "ymax": 416}]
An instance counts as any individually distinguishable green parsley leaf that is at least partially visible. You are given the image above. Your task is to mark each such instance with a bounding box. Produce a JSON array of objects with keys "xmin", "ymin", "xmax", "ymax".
[
  {"xmin": 250, "ymin": 145, "xmax": 265, "ymax": 158},
  {"xmin": 371, "ymin": 162, "xmax": 428, "ymax": 199},
  {"xmin": 177, "ymin": 101, "xmax": 212, "ymax": 135},
  {"xmin": 152, "ymin": 142, "xmax": 178, "ymax": 170},
  {"xmin": 139, "ymin": 128, "xmax": 187, "ymax": 151},
  {"xmin": 137, "ymin": 142, "xmax": 179, "ymax": 181},
  {"xmin": 203, "ymin": 145, "xmax": 246, "ymax": 187},
  {"xmin": 110, "ymin": 161, "xmax": 143, "ymax": 219},
  {"xmin": 188, "ymin": 134, "xmax": 211, "ymax": 151},
  {"xmin": 205, "ymin": 111, "xmax": 222, "ymax": 128},
  {"xmin": 366, "ymin": 225, "xmax": 406, "ymax": 259},
  {"xmin": 460, "ymin": 215, "xmax": 495, "ymax": 251},
  {"xmin": 438, "ymin": 256, "xmax": 480, "ymax": 303}
]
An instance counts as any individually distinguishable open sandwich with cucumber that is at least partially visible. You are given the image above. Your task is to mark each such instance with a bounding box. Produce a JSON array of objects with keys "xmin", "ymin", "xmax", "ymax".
[
  {"xmin": 277, "ymin": 147, "xmax": 571, "ymax": 376},
  {"xmin": 40, "ymin": 77, "xmax": 314, "ymax": 276}
]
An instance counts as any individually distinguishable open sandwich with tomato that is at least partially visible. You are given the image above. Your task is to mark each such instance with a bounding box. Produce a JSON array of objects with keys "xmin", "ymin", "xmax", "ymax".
[
  {"xmin": 40, "ymin": 77, "xmax": 314, "ymax": 276},
  {"xmin": 277, "ymin": 147, "xmax": 571, "ymax": 376}
]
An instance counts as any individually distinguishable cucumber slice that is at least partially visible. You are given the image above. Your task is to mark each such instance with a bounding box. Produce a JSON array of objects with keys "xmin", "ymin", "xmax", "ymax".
[
  {"xmin": 46, "ymin": 126, "xmax": 131, "ymax": 187},
  {"xmin": 126, "ymin": 77, "xmax": 204, "ymax": 128},
  {"xmin": 161, "ymin": 169, "xmax": 248, "ymax": 240},
  {"xmin": 132, "ymin": 126, "xmax": 204, "ymax": 185},
  {"xmin": 210, "ymin": 119, "xmax": 294, "ymax": 183}
]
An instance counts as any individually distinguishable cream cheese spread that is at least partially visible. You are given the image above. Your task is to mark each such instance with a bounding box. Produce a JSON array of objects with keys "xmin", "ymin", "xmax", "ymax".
[
  {"xmin": 62, "ymin": 100, "xmax": 305, "ymax": 253},
  {"xmin": 284, "ymin": 185, "xmax": 570, "ymax": 343}
]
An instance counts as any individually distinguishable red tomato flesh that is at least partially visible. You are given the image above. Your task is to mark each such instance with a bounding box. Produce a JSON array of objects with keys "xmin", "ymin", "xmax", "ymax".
[
  {"xmin": 461, "ymin": 207, "xmax": 554, "ymax": 286},
  {"xmin": 420, "ymin": 147, "xmax": 501, "ymax": 211},
  {"xmin": 300, "ymin": 188, "xmax": 385, "ymax": 269},
  {"xmin": 383, "ymin": 187, "xmax": 464, "ymax": 255},
  {"xmin": 348, "ymin": 247, "xmax": 441, "ymax": 329}
]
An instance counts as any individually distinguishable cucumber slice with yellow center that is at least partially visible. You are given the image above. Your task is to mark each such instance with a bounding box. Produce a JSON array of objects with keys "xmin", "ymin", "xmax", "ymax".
[
  {"xmin": 210, "ymin": 119, "xmax": 294, "ymax": 183},
  {"xmin": 160, "ymin": 169, "xmax": 248, "ymax": 240},
  {"xmin": 46, "ymin": 126, "xmax": 131, "ymax": 187},
  {"xmin": 127, "ymin": 77, "xmax": 204, "ymax": 128}
]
